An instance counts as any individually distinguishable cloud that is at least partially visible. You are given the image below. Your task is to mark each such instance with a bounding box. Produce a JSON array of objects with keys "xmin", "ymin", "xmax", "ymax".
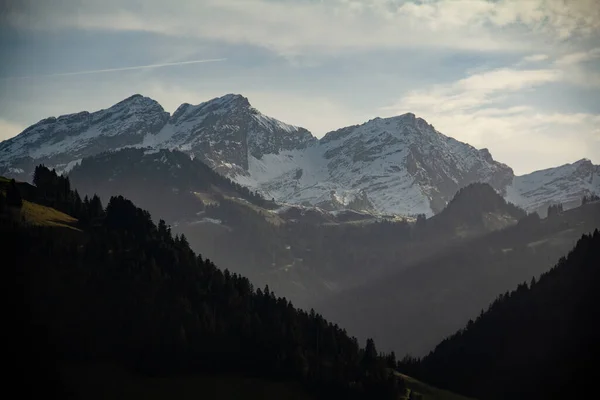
[
  {"xmin": 383, "ymin": 66, "xmax": 600, "ymax": 174},
  {"xmin": 0, "ymin": 118, "xmax": 25, "ymax": 141},
  {"xmin": 521, "ymin": 54, "xmax": 549, "ymax": 63},
  {"xmin": 1, "ymin": 58, "xmax": 227, "ymax": 80},
  {"xmin": 553, "ymin": 47, "xmax": 600, "ymax": 87},
  {"xmin": 556, "ymin": 47, "xmax": 600, "ymax": 66},
  {"xmin": 4, "ymin": 0, "xmax": 600, "ymax": 56},
  {"xmin": 385, "ymin": 68, "xmax": 563, "ymax": 115}
]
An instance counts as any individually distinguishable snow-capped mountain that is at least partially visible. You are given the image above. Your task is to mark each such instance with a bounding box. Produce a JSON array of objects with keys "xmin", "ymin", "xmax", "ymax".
[
  {"xmin": 239, "ymin": 113, "xmax": 514, "ymax": 215},
  {"xmin": 141, "ymin": 94, "xmax": 315, "ymax": 175},
  {"xmin": 506, "ymin": 159, "xmax": 600, "ymax": 216},
  {"xmin": 0, "ymin": 93, "xmax": 314, "ymax": 179},
  {"xmin": 0, "ymin": 95, "xmax": 169, "ymax": 178},
  {"xmin": 1, "ymin": 94, "xmax": 598, "ymax": 216}
]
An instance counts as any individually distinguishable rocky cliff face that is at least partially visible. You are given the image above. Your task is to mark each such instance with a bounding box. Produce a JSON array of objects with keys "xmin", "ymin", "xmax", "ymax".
[{"xmin": 1, "ymin": 93, "xmax": 598, "ymax": 216}]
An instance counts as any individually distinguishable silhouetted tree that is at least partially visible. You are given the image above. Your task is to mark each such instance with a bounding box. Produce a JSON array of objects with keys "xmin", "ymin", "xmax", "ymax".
[
  {"xmin": 6, "ymin": 179, "xmax": 23, "ymax": 207},
  {"xmin": 582, "ymin": 194, "xmax": 600, "ymax": 205},
  {"xmin": 547, "ymin": 203, "xmax": 563, "ymax": 217},
  {"xmin": 386, "ymin": 351, "xmax": 397, "ymax": 369}
]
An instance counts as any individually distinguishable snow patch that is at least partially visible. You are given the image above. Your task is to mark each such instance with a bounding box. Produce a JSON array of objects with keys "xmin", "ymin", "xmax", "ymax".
[
  {"xmin": 55, "ymin": 158, "xmax": 82, "ymax": 175},
  {"xmin": 189, "ymin": 217, "xmax": 223, "ymax": 225}
]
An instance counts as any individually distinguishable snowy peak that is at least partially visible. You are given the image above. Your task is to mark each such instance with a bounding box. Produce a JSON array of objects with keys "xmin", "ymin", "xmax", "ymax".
[
  {"xmin": 170, "ymin": 94, "xmax": 250, "ymax": 123},
  {"xmin": 320, "ymin": 112, "xmax": 440, "ymax": 147},
  {"xmin": 0, "ymin": 93, "xmax": 315, "ymax": 180},
  {"xmin": 8, "ymin": 93, "xmax": 166, "ymax": 146},
  {"xmin": 312, "ymin": 112, "xmax": 514, "ymax": 214},
  {"xmin": 0, "ymin": 94, "xmax": 169, "ymax": 178},
  {"xmin": 565, "ymin": 158, "xmax": 595, "ymax": 172},
  {"xmin": 143, "ymin": 93, "xmax": 315, "ymax": 174},
  {"xmin": 506, "ymin": 158, "xmax": 600, "ymax": 216},
  {"xmin": 212, "ymin": 93, "xmax": 251, "ymax": 108},
  {"xmin": 112, "ymin": 93, "xmax": 163, "ymax": 110},
  {"xmin": 379, "ymin": 112, "xmax": 431, "ymax": 131}
]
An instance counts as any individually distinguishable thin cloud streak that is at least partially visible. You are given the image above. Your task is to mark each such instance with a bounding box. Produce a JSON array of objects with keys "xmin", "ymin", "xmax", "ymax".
[{"xmin": 1, "ymin": 58, "xmax": 227, "ymax": 80}]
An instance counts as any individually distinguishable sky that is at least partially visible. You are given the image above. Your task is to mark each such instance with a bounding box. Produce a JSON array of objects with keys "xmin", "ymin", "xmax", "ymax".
[{"xmin": 0, "ymin": 0, "xmax": 599, "ymax": 175}]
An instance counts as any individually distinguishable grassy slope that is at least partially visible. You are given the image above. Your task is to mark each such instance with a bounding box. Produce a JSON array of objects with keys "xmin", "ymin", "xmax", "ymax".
[
  {"xmin": 1, "ymin": 175, "xmax": 78, "ymax": 229},
  {"xmin": 19, "ymin": 200, "xmax": 79, "ymax": 230},
  {"xmin": 396, "ymin": 372, "xmax": 475, "ymax": 400},
  {"xmin": 59, "ymin": 363, "xmax": 315, "ymax": 400}
]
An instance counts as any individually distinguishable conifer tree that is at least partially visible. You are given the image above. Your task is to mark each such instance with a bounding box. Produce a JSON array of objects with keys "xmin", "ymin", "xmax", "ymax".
[{"xmin": 6, "ymin": 179, "xmax": 23, "ymax": 208}]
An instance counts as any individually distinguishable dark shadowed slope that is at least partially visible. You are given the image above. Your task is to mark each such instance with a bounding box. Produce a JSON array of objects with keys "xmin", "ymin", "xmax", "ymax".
[
  {"xmin": 413, "ymin": 230, "xmax": 600, "ymax": 400},
  {"xmin": 69, "ymin": 147, "xmax": 273, "ymax": 222}
]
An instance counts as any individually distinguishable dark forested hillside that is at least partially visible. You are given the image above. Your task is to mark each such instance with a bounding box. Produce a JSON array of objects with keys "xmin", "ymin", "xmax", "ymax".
[
  {"xmin": 409, "ymin": 230, "xmax": 600, "ymax": 400},
  {"xmin": 424, "ymin": 182, "xmax": 526, "ymax": 238},
  {"xmin": 69, "ymin": 148, "xmax": 273, "ymax": 222},
  {"xmin": 3, "ymin": 169, "xmax": 402, "ymax": 400}
]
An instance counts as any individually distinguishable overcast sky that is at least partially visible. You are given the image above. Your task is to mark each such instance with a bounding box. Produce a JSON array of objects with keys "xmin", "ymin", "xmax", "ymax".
[{"xmin": 1, "ymin": 0, "xmax": 599, "ymax": 174}]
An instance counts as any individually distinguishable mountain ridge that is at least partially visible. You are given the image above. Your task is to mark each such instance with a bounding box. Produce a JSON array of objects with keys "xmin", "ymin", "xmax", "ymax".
[{"xmin": 1, "ymin": 93, "xmax": 598, "ymax": 216}]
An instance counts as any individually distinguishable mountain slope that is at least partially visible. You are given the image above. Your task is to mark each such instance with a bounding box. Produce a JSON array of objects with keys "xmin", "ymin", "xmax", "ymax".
[
  {"xmin": 316, "ymin": 196, "xmax": 600, "ymax": 357},
  {"xmin": 414, "ymin": 230, "xmax": 600, "ymax": 400},
  {"xmin": 66, "ymin": 148, "xmax": 376, "ymax": 307},
  {"xmin": 3, "ymin": 173, "xmax": 404, "ymax": 400},
  {"xmin": 1, "ymin": 94, "xmax": 598, "ymax": 216},
  {"xmin": 506, "ymin": 158, "xmax": 600, "ymax": 217},
  {"xmin": 425, "ymin": 182, "xmax": 526, "ymax": 238},
  {"xmin": 68, "ymin": 147, "xmax": 272, "ymax": 223},
  {"xmin": 241, "ymin": 114, "xmax": 513, "ymax": 216}
]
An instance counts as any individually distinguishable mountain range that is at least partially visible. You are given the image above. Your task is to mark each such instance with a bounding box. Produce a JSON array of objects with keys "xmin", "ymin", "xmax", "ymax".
[{"xmin": 1, "ymin": 93, "xmax": 599, "ymax": 216}]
